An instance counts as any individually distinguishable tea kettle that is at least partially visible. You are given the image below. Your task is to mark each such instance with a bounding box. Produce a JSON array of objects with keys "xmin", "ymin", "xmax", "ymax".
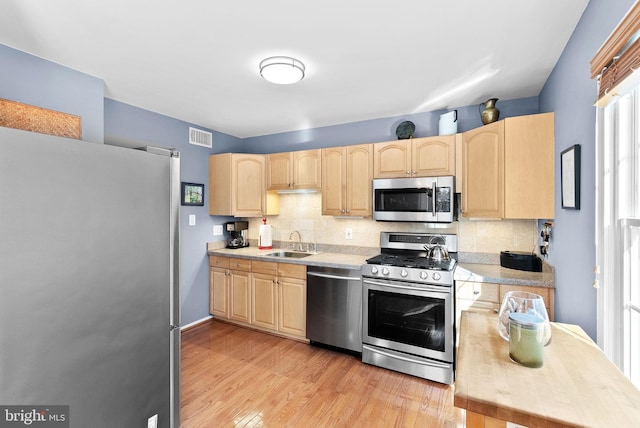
[{"xmin": 423, "ymin": 239, "xmax": 451, "ymax": 261}]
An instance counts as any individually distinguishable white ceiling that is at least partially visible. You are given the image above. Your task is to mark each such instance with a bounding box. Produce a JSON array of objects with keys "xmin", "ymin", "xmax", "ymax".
[{"xmin": 0, "ymin": 1, "xmax": 589, "ymax": 139}]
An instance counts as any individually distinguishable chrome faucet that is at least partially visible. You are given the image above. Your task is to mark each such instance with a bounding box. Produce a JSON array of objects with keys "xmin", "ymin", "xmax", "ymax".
[{"xmin": 289, "ymin": 230, "xmax": 302, "ymax": 251}]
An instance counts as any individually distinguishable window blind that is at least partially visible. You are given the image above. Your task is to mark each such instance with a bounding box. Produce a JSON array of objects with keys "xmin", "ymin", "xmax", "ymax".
[{"xmin": 591, "ymin": 1, "xmax": 640, "ymax": 106}]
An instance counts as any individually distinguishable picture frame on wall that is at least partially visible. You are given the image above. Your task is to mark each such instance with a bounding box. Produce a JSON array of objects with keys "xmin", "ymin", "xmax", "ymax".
[
  {"xmin": 181, "ymin": 182, "xmax": 204, "ymax": 206},
  {"xmin": 561, "ymin": 144, "xmax": 580, "ymax": 210}
]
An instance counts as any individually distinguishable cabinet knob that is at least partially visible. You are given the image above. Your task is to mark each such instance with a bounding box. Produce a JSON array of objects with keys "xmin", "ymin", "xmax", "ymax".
[
  {"xmin": 473, "ymin": 290, "xmax": 480, "ymax": 295},
  {"xmin": 346, "ymin": 209, "xmax": 350, "ymax": 213},
  {"xmin": 406, "ymin": 171, "xmax": 411, "ymax": 175},
  {"xmin": 412, "ymin": 170, "xmax": 416, "ymax": 174}
]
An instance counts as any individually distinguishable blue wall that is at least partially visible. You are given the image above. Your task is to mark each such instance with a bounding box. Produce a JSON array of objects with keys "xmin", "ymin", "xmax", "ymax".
[
  {"xmin": 0, "ymin": 44, "xmax": 104, "ymax": 143},
  {"xmin": 539, "ymin": 0, "xmax": 634, "ymax": 340},
  {"xmin": 243, "ymin": 97, "xmax": 538, "ymax": 153}
]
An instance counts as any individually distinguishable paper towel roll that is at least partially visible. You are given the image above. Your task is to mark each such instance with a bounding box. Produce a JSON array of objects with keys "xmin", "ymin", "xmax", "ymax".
[{"xmin": 258, "ymin": 220, "xmax": 272, "ymax": 249}]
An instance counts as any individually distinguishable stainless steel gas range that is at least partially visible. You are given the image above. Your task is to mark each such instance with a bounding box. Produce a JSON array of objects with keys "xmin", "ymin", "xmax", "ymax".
[{"xmin": 362, "ymin": 232, "xmax": 457, "ymax": 384}]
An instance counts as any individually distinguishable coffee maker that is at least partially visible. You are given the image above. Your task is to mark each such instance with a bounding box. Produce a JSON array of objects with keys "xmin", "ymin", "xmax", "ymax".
[{"xmin": 226, "ymin": 221, "xmax": 249, "ymax": 249}]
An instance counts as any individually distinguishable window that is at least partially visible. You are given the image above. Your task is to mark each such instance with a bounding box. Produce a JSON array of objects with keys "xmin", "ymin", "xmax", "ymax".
[{"xmin": 596, "ymin": 88, "xmax": 640, "ymax": 388}]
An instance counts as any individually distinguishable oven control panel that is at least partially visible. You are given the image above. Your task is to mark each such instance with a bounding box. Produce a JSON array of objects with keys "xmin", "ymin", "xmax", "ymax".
[{"xmin": 363, "ymin": 264, "xmax": 453, "ymax": 287}]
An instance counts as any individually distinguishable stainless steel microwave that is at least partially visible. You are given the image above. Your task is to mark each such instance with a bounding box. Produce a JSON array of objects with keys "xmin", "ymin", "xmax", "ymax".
[{"xmin": 372, "ymin": 176, "xmax": 455, "ymax": 223}]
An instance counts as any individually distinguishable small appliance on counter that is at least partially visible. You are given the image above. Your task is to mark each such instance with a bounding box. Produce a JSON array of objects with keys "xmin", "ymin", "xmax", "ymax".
[
  {"xmin": 500, "ymin": 251, "xmax": 542, "ymax": 272},
  {"xmin": 258, "ymin": 218, "xmax": 272, "ymax": 249},
  {"xmin": 226, "ymin": 221, "xmax": 249, "ymax": 249}
]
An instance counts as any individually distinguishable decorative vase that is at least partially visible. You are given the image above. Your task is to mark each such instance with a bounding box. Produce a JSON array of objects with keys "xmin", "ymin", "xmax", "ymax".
[{"xmin": 480, "ymin": 98, "xmax": 500, "ymax": 125}]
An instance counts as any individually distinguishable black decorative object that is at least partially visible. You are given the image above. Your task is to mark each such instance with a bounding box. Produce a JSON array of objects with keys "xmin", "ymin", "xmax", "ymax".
[
  {"xmin": 181, "ymin": 182, "xmax": 204, "ymax": 206},
  {"xmin": 561, "ymin": 144, "xmax": 580, "ymax": 210},
  {"xmin": 395, "ymin": 121, "xmax": 415, "ymax": 139}
]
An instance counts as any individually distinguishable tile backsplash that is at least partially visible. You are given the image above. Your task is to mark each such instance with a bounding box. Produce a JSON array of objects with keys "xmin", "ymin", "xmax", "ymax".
[{"xmin": 247, "ymin": 193, "xmax": 539, "ymax": 255}]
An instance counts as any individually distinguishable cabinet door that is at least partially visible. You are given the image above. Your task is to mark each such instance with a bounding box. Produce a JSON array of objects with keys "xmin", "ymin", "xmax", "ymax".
[
  {"xmin": 373, "ymin": 140, "xmax": 411, "ymax": 178},
  {"xmin": 229, "ymin": 270, "xmax": 251, "ymax": 324},
  {"xmin": 293, "ymin": 149, "xmax": 322, "ymax": 190},
  {"xmin": 208, "ymin": 153, "xmax": 232, "ymax": 216},
  {"xmin": 278, "ymin": 276, "xmax": 306, "ymax": 338},
  {"xmin": 266, "ymin": 152, "xmax": 292, "ymax": 190},
  {"xmin": 209, "ymin": 267, "xmax": 228, "ymax": 318},
  {"xmin": 412, "ymin": 135, "xmax": 455, "ymax": 176},
  {"xmin": 232, "ymin": 154, "xmax": 266, "ymax": 217},
  {"xmin": 347, "ymin": 144, "xmax": 373, "ymax": 217},
  {"xmin": 462, "ymin": 121, "xmax": 504, "ymax": 218},
  {"xmin": 504, "ymin": 113, "xmax": 554, "ymax": 219},
  {"xmin": 322, "ymin": 147, "xmax": 347, "ymax": 216},
  {"xmin": 251, "ymin": 272, "xmax": 278, "ymax": 330}
]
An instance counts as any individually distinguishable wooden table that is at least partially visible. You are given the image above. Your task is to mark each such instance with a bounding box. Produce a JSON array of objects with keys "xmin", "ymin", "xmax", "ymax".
[{"xmin": 455, "ymin": 311, "xmax": 640, "ymax": 428}]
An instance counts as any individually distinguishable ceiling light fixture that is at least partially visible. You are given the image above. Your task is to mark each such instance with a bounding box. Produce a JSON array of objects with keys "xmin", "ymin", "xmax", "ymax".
[{"xmin": 259, "ymin": 56, "xmax": 305, "ymax": 85}]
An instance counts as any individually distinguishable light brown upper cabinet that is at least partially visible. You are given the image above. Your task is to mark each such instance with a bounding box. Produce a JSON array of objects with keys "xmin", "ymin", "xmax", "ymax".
[
  {"xmin": 373, "ymin": 135, "xmax": 456, "ymax": 178},
  {"xmin": 322, "ymin": 144, "xmax": 373, "ymax": 217},
  {"xmin": 266, "ymin": 149, "xmax": 322, "ymax": 191},
  {"xmin": 209, "ymin": 153, "xmax": 276, "ymax": 217},
  {"xmin": 461, "ymin": 112, "xmax": 554, "ymax": 219}
]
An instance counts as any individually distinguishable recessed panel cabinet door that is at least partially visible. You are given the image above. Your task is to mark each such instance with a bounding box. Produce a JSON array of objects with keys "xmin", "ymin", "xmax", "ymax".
[
  {"xmin": 462, "ymin": 121, "xmax": 504, "ymax": 218},
  {"xmin": 293, "ymin": 149, "xmax": 322, "ymax": 189},
  {"xmin": 251, "ymin": 272, "xmax": 278, "ymax": 330},
  {"xmin": 209, "ymin": 267, "xmax": 229, "ymax": 318},
  {"xmin": 373, "ymin": 140, "xmax": 410, "ymax": 178},
  {"xmin": 266, "ymin": 152, "xmax": 292, "ymax": 190},
  {"xmin": 278, "ymin": 276, "xmax": 306, "ymax": 337},
  {"xmin": 322, "ymin": 147, "xmax": 347, "ymax": 216},
  {"xmin": 346, "ymin": 144, "xmax": 373, "ymax": 217},
  {"xmin": 412, "ymin": 135, "xmax": 455, "ymax": 176},
  {"xmin": 232, "ymin": 154, "xmax": 265, "ymax": 217},
  {"xmin": 229, "ymin": 270, "xmax": 251, "ymax": 324}
]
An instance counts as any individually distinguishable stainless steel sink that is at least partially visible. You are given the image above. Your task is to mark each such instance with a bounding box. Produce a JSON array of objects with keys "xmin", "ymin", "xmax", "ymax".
[{"xmin": 266, "ymin": 251, "xmax": 313, "ymax": 259}]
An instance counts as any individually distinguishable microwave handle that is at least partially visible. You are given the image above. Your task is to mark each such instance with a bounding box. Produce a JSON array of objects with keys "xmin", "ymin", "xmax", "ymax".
[{"xmin": 432, "ymin": 181, "xmax": 437, "ymax": 216}]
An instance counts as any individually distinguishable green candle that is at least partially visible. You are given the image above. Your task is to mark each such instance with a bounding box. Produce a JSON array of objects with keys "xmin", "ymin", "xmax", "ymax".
[{"xmin": 509, "ymin": 312, "xmax": 545, "ymax": 368}]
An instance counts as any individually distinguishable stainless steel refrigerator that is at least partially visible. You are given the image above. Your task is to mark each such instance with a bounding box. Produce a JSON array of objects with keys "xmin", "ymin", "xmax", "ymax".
[{"xmin": 0, "ymin": 127, "xmax": 180, "ymax": 428}]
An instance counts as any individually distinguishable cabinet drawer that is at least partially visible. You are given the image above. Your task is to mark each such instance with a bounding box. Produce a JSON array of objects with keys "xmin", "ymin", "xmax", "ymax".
[
  {"xmin": 500, "ymin": 285, "xmax": 550, "ymax": 305},
  {"xmin": 229, "ymin": 257, "xmax": 251, "ymax": 272},
  {"xmin": 457, "ymin": 299, "xmax": 500, "ymax": 314},
  {"xmin": 252, "ymin": 260, "xmax": 278, "ymax": 276},
  {"xmin": 278, "ymin": 263, "xmax": 306, "ymax": 280},
  {"xmin": 209, "ymin": 255, "xmax": 229, "ymax": 268},
  {"xmin": 456, "ymin": 281, "xmax": 499, "ymax": 303}
]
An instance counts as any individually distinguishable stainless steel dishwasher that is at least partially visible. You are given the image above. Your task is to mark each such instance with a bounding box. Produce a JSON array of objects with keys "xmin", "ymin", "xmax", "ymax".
[{"xmin": 306, "ymin": 266, "xmax": 363, "ymax": 353}]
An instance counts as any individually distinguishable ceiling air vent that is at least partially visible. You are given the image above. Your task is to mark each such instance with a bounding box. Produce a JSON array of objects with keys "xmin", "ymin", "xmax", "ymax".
[{"xmin": 189, "ymin": 127, "xmax": 212, "ymax": 148}]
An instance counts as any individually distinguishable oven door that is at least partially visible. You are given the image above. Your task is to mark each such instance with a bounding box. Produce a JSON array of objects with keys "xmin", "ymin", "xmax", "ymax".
[{"xmin": 362, "ymin": 277, "xmax": 454, "ymax": 363}]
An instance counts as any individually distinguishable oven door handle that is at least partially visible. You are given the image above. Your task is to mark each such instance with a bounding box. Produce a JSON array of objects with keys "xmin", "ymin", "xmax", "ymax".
[
  {"xmin": 362, "ymin": 278, "xmax": 450, "ymax": 294},
  {"xmin": 363, "ymin": 345, "xmax": 451, "ymax": 369}
]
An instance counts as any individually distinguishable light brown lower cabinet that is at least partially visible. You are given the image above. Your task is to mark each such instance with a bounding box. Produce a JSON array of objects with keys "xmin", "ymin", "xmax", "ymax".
[
  {"xmin": 208, "ymin": 256, "xmax": 252, "ymax": 325},
  {"xmin": 251, "ymin": 261, "xmax": 307, "ymax": 340},
  {"xmin": 228, "ymin": 258, "xmax": 252, "ymax": 324},
  {"xmin": 455, "ymin": 281, "xmax": 554, "ymax": 328},
  {"xmin": 209, "ymin": 256, "xmax": 307, "ymax": 341}
]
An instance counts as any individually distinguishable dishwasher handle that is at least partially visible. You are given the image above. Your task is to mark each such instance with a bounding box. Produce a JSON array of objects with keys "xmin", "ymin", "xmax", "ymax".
[{"xmin": 307, "ymin": 271, "xmax": 362, "ymax": 282}]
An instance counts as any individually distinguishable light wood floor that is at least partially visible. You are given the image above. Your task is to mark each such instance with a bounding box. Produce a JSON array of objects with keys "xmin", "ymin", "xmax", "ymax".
[{"xmin": 180, "ymin": 320, "xmax": 465, "ymax": 427}]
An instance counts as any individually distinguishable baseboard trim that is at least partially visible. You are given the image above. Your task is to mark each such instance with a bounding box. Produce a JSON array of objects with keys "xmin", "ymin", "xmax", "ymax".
[{"xmin": 181, "ymin": 315, "xmax": 213, "ymax": 333}]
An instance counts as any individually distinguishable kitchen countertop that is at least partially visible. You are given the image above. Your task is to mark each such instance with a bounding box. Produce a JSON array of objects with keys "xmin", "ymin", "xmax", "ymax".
[
  {"xmin": 207, "ymin": 244, "xmax": 554, "ymax": 287},
  {"xmin": 455, "ymin": 263, "xmax": 554, "ymax": 287},
  {"xmin": 207, "ymin": 246, "xmax": 369, "ymax": 270},
  {"xmin": 455, "ymin": 311, "xmax": 640, "ymax": 427}
]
